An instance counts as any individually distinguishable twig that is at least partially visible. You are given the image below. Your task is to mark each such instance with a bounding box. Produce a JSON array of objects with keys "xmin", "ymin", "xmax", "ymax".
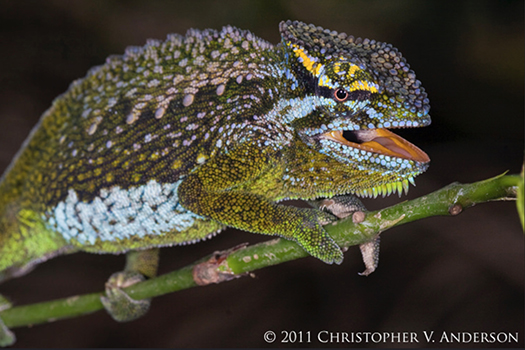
[{"xmin": 0, "ymin": 173, "xmax": 521, "ymax": 331}]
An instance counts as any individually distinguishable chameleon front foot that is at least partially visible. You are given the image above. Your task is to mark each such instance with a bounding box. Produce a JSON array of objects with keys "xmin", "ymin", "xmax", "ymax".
[
  {"xmin": 294, "ymin": 209, "xmax": 344, "ymax": 265},
  {"xmin": 299, "ymin": 231, "xmax": 343, "ymax": 265},
  {"xmin": 100, "ymin": 271, "xmax": 150, "ymax": 322},
  {"xmin": 312, "ymin": 195, "xmax": 381, "ymax": 274},
  {"xmin": 0, "ymin": 295, "xmax": 15, "ymax": 347}
]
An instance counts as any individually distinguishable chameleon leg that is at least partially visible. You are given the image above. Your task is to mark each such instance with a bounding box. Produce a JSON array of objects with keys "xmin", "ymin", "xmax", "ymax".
[
  {"xmin": 101, "ymin": 248, "xmax": 159, "ymax": 322},
  {"xmin": 0, "ymin": 295, "xmax": 15, "ymax": 347},
  {"xmin": 310, "ymin": 195, "xmax": 380, "ymax": 275},
  {"xmin": 178, "ymin": 145, "xmax": 344, "ymax": 265}
]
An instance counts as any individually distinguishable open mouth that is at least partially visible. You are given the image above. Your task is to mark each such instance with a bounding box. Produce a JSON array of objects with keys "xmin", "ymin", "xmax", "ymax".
[{"xmin": 321, "ymin": 128, "xmax": 429, "ymax": 163}]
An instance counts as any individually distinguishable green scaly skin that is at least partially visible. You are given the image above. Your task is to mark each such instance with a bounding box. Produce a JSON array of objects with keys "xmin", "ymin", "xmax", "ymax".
[{"xmin": 0, "ymin": 21, "xmax": 430, "ymax": 331}]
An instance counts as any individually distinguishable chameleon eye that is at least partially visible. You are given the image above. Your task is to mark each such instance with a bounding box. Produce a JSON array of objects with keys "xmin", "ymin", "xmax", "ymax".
[{"xmin": 334, "ymin": 88, "xmax": 349, "ymax": 102}]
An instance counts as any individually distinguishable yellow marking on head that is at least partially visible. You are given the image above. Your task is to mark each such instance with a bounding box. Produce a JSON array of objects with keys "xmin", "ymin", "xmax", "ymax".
[
  {"xmin": 291, "ymin": 44, "xmax": 321, "ymax": 77},
  {"xmin": 319, "ymin": 75, "xmax": 332, "ymax": 88},
  {"xmin": 348, "ymin": 80, "xmax": 379, "ymax": 93},
  {"xmin": 347, "ymin": 64, "xmax": 360, "ymax": 77},
  {"xmin": 313, "ymin": 63, "xmax": 322, "ymax": 76},
  {"xmin": 333, "ymin": 62, "xmax": 341, "ymax": 74}
]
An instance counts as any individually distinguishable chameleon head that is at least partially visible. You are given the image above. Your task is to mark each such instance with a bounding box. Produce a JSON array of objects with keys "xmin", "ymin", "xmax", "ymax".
[{"xmin": 280, "ymin": 20, "xmax": 431, "ymax": 197}]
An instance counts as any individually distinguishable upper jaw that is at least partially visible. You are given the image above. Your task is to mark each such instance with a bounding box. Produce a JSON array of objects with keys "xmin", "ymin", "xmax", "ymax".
[{"xmin": 318, "ymin": 128, "xmax": 429, "ymax": 164}]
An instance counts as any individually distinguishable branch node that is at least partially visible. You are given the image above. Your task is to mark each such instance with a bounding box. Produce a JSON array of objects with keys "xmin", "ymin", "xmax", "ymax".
[
  {"xmin": 352, "ymin": 211, "xmax": 366, "ymax": 223},
  {"xmin": 449, "ymin": 204, "xmax": 463, "ymax": 216},
  {"xmin": 192, "ymin": 244, "xmax": 248, "ymax": 286}
]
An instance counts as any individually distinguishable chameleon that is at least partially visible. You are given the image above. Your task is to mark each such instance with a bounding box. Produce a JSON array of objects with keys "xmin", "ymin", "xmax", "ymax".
[{"xmin": 0, "ymin": 20, "xmax": 430, "ymax": 344}]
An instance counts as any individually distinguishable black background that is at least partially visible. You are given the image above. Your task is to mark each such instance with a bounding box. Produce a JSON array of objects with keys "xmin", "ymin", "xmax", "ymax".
[{"xmin": 0, "ymin": 0, "xmax": 523, "ymax": 347}]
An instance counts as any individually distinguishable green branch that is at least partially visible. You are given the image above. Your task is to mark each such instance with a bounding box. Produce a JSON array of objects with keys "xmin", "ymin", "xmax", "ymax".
[{"xmin": 0, "ymin": 173, "xmax": 522, "ymax": 333}]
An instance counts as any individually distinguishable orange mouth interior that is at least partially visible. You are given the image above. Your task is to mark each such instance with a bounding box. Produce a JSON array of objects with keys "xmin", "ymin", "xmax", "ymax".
[{"xmin": 322, "ymin": 128, "xmax": 429, "ymax": 163}]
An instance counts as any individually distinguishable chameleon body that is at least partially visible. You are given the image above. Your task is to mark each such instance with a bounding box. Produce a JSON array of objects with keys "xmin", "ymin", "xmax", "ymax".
[{"xmin": 0, "ymin": 21, "xmax": 430, "ymax": 291}]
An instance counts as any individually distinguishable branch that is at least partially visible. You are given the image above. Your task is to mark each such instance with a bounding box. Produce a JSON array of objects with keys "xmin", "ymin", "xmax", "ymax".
[{"xmin": 0, "ymin": 173, "xmax": 522, "ymax": 331}]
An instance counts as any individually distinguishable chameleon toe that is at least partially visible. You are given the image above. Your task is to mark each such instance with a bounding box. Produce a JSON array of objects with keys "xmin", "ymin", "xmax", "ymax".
[
  {"xmin": 100, "ymin": 271, "xmax": 150, "ymax": 322},
  {"xmin": 0, "ymin": 319, "xmax": 15, "ymax": 348},
  {"xmin": 0, "ymin": 296, "xmax": 15, "ymax": 347}
]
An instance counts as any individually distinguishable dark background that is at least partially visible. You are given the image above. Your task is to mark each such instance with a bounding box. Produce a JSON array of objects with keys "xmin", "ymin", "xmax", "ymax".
[{"xmin": 0, "ymin": 0, "xmax": 523, "ymax": 347}]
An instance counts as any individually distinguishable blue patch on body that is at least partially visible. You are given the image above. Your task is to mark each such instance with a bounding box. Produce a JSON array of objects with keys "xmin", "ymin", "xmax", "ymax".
[{"xmin": 46, "ymin": 179, "xmax": 203, "ymax": 245}]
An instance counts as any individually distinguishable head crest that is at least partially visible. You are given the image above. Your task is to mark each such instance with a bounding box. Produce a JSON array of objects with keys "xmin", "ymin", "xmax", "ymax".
[{"xmin": 279, "ymin": 20, "xmax": 430, "ymax": 116}]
